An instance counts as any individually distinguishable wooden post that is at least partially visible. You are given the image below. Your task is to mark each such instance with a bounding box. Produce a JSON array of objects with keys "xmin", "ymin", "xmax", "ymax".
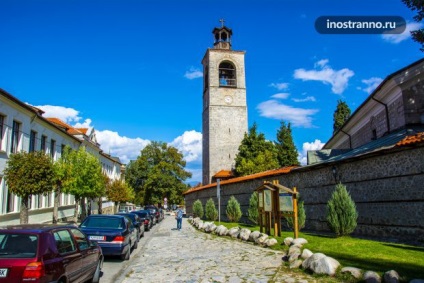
[
  {"xmin": 293, "ymin": 187, "xmax": 299, "ymax": 239},
  {"xmin": 272, "ymin": 180, "xmax": 279, "ymax": 237}
]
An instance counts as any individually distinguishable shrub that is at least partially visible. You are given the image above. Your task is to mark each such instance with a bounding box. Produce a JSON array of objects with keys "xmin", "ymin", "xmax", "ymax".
[
  {"xmin": 285, "ymin": 200, "xmax": 306, "ymax": 230},
  {"xmin": 247, "ymin": 191, "xmax": 259, "ymax": 224},
  {"xmin": 192, "ymin": 199, "xmax": 204, "ymax": 218},
  {"xmin": 226, "ymin": 196, "xmax": 242, "ymax": 223},
  {"xmin": 326, "ymin": 183, "xmax": 358, "ymax": 237},
  {"xmin": 205, "ymin": 198, "xmax": 218, "ymax": 221}
]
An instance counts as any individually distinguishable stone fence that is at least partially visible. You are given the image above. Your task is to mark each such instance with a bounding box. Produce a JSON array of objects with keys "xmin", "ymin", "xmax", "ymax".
[{"xmin": 185, "ymin": 146, "xmax": 424, "ymax": 244}]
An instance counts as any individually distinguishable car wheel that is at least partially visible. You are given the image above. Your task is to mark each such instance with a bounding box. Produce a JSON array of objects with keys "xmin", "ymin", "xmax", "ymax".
[
  {"xmin": 121, "ymin": 246, "xmax": 130, "ymax": 260},
  {"xmin": 89, "ymin": 261, "xmax": 101, "ymax": 283},
  {"xmin": 133, "ymin": 239, "xmax": 138, "ymax": 249}
]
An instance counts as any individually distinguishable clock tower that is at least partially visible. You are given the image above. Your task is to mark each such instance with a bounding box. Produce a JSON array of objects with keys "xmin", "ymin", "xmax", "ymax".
[{"xmin": 202, "ymin": 21, "xmax": 248, "ymax": 185}]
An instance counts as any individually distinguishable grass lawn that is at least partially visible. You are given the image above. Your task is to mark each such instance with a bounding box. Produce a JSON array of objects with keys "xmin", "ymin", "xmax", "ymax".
[{"xmin": 216, "ymin": 221, "xmax": 424, "ymax": 282}]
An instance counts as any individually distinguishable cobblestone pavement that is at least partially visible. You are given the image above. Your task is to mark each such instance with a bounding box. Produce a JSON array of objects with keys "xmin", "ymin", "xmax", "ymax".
[{"xmin": 119, "ymin": 215, "xmax": 320, "ymax": 283}]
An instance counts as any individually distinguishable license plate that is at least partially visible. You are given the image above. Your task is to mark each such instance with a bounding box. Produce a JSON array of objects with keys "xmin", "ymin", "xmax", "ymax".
[
  {"xmin": 0, "ymin": 269, "xmax": 8, "ymax": 278},
  {"xmin": 89, "ymin": 236, "xmax": 105, "ymax": 241}
]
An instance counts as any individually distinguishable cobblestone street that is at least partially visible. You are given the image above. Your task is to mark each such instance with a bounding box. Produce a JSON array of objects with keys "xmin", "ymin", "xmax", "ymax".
[{"xmin": 118, "ymin": 215, "xmax": 319, "ymax": 283}]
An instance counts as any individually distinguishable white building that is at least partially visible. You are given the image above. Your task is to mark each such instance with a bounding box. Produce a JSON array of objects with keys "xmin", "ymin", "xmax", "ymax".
[{"xmin": 0, "ymin": 88, "xmax": 122, "ymax": 224}]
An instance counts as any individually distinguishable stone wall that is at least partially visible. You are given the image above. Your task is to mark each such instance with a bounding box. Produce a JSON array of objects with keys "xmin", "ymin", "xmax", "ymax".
[{"xmin": 185, "ymin": 146, "xmax": 424, "ymax": 244}]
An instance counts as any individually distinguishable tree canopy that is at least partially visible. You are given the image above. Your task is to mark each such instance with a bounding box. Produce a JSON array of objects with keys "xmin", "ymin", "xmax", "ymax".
[
  {"xmin": 126, "ymin": 141, "xmax": 191, "ymax": 206},
  {"xmin": 333, "ymin": 100, "xmax": 351, "ymax": 134},
  {"xmin": 403, "ymin": 0, "xmax": 424, "ymax": 51},
  {"xmin": 106, "ymin": 179, "xmax": 135, "ymax": 211},
  {"xmin": 234, "ymin": 123, "xmax": 279, "ymax": 176},
  {"xmin": 275, "ymin": 121, "xmax": 300, "ymax": 167},
  {"xmin": 4, "ymin": 151, "xmax": 55, "ymax": 223}
]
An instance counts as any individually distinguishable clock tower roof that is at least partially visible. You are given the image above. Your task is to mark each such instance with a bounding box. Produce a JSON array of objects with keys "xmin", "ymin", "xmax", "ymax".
[{"xmin": 212, "ymin": 19, "xmax": 232, "ymax": 50}]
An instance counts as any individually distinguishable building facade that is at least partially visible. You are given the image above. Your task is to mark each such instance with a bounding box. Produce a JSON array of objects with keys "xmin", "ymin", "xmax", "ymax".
[
  {"xmin": 0, "ymin": 88, "xmax": 122, "ymax": 224},
  {"xmin": 202, "ymin": 24, "xmax": 248, "ymax": 185}
]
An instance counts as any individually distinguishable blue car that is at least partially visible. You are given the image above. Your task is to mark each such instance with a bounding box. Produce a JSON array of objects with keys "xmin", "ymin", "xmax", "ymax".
[{"xmin": 79, "ymin": 215, "xmax": 138, "ymax": 260}]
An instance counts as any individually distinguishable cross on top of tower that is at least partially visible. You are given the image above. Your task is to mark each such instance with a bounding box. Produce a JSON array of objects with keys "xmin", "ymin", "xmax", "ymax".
[{"xmin": 219, "ymin": 19, "xmax": 225, "ymax": 27}]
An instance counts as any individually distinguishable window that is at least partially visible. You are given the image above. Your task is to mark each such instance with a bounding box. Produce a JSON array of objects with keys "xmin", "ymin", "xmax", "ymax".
[
  {"xmin": 50, "ymin": 139, "xmax": 56, "ymax": 159},
  {"xmin": 6, "ymin": 190, "xmax": 14, "ymax": 213},
  {"xmin": 37, "ymin": 194, "xmax": 43, "ymax": 209},
  {"xmin": 70, "ymin": 228, "xmax": 90, "ymax": 250},
  {"xmin": 11, "ymin": 120, "xmax": 21, "ymax": 153},
  {"xmin": 219, "ymin": 62, "xmax": 236, "ymax": 87},
  {"xmin": 54, "ymin": 230, "xmax": 76, "ymax": 254},
  {"xmin": 41, "ymin": 135, "xmax": 47, "ymax": 153},
  {"xmin": 0, "ymin": 115, "xmax": 4, "ymax": 151},
  {"xmin": 61, "ymin": 144, "xmax": 65, "ymax": 156},
  {"xmin": 29, "ymin": 130, "xmax": 37, "ymax": 152}
]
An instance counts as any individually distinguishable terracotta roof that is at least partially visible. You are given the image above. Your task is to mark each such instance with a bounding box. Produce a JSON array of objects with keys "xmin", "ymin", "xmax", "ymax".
[
  {"xmin": 76, "ymin": 128, "xmax": 89, "ymax": 134},
  {"xmin": 46, "ymin": 118, "xmax": 84, "ymax": 135},
  {"xmin": 396, "ymin": 132, "xmax": 424, "ymax": 146},
  {"xmin": 183, "ymin": 166, "xmax": 298, "ymax": 195},
  {"xmin": 213, "ymin": 170, "xmax": 233, "ymax": 178}
]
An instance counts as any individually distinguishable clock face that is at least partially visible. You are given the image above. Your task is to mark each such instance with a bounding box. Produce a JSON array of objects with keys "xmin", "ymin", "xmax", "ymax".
[{"xmin": 224, "ymin": 95, "xmax": 233, "ymax": 104}]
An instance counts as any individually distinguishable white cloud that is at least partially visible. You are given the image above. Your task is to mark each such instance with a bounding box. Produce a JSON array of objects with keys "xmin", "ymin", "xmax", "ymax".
[
  {"xmin": 271, "ymin": 93, "xmax": 290, "ymax": 99},
  {"xmin": 184, "ymin": 67, "xmax": 203, "ymax": 79},
  {"xmin": 74, "ymin": 119, "xmax": 93, "ymax": 129},
  {"xmin": 96, "ymin": 130, "xmax": 150, "ymax": 164},
  {"xmin": 359, "ymin": 77, "xmax": 383, "ymax": 94},
  {"xmin": 294, "ymin": 60, "xmax": 354, "ymax": 94},
  {"xmin": 315, "ymin": 59, "xmax": 329, "ymax": 68},
  {"xmin": 257, "ymin": 100, "xmax": 319, "ymax": 128},
  {"xmin": 292, "ymin": 96, "xmax": 316, "ymax": 102},
  {"xmin": 170, "ymin": 130, "xmax": 202, "ymax": 164},
  {"xmin": 269, "ymin": 82, "xmax": 289, "ymax": 90},
  {"xmin": 35, "ymin": 105, "xmax": 82, "ymax": 123},
  {"xmin": 298, "ymin": 139, "xmax": 325, "ymax": 165},
  {"xmin": 381, "ymin": 22, "xmax": 423, "ymax": 44}
]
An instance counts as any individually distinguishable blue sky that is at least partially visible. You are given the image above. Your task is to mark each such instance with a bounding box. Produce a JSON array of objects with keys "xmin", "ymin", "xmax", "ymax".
[{"xmin": 1, "ymin": 0, "xmax": 422, "ymax": 183}]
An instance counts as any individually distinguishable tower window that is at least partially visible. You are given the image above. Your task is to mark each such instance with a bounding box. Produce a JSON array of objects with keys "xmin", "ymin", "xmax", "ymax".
[{"xmin": 219, "ymin": 62, "xmax": 236, "ymax": 87}]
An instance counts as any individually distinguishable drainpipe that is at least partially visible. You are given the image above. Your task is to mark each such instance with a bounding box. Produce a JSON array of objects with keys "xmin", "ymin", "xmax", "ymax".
[
  {"xmin": 340, "ymin": 129, "xmax": 352, "ymax": 149},
  {"xmin": 371, "ymin": 97, "xmax": 391, "ymax": 134}
]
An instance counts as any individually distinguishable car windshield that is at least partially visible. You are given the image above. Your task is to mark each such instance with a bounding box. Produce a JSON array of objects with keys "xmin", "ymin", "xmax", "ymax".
[
  {"xmin": 0, "ymin": 233, "xmax": 38, "ymax": 258},
  {"xmin": 81, "ymin": 217, "xmax": 123, "ymax": 229}
]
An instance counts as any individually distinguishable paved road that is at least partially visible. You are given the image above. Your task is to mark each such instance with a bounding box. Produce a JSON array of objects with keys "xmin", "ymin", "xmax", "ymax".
[{"xmin": 113, "ymin": 215, "xmax": 318, "ymax": 283}]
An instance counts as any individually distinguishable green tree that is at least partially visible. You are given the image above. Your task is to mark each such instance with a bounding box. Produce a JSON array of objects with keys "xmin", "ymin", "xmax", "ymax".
[
  {"xmin": 247, "ymin": 191, "xmax": 259, "ymax": 224},
  {"xmin": 333, "ymin": 100, "xmax": 351, "ymax": 133},
  {"xmin": 205, "ymin": 198, "xmax": 218, "ymax": 221},
  {"xmin": 403, "ymin": 0, "xmax": 424, "ymax": 51},
  {"xmin": 285, "ymin": 200, "xmax": 306, "ymax": 231},
  {"xmin": 226, "ymin": 195, "xmax": 242, "ymax": 223},
  {"xmin": 106, "ymin": 179, "xmax": 135, "ymax": 212},
  {"xmin": 125, "ymin": 141, "xmax": 191, "ymax": 206},
  {"xmin": 234, "ymin": 123, "xmax": 279, "ymax": 176},
  {"xmin": 193, "ymin": 199, "xmax": 204, "ymax": 218},
  {"xmin": 275, "ymin": 121, "xmax": 300, "ymax": 167},
  {"xmin": 4, "ymin": 151, "xmax": 55, "ymax": 224},
  {"xmin": 52, "ymin": 145, "xmax": 74, "ymax": 223},
  {"xmin": 326, "ymin": 183, "xmax": 358, "ymax": 237},
  {"xmin": 62, "ymin": 147, "xmax": 105, "ymax": 222}
]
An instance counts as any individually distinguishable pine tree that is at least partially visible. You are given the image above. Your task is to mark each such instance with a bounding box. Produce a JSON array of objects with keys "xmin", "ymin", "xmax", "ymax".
[
  {"xmin": 247, "ymin": 191, "xmax": 259, "ymax": 224},
  {"xmin": 326, "ymin": 183, "xmax": 358, "ymax": 237},
  {"xmin": 402, "ymin": 0, "xmax": 424, "ymax": 51},
  {"xmin": 276, "ymin": 121, "xmax": 300, "ymax": 167},
  {"xmin": 234, "ymin": 123, "xmax": 279, "ymax": 176},
  {"xmin": 193, "ymin": 199, "xmax": 204, "ymax": 218},
  {"xmin": 226, "ymin": 196, "xmax": 242, "ymax": 223},
  {"xmin": 205, "ymin": 198, "xmax": 218, "ymax": 221},
  {"xmin": 333, "ymin": 100, "xmax": 351, "ymax": 133}
]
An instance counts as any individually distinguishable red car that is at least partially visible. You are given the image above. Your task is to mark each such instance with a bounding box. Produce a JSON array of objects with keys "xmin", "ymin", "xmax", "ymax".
[{"xmin": 0, "ymin": 224, "xmax": 103, "ymax": 283}]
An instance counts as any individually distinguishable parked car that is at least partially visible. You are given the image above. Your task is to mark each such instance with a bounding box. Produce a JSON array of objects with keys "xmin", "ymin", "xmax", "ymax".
[
  {"xmin": 131, "ymin": 210, "xmax": 153, "ymax": 231},
  {"xmin": 144, "ymin": 205, "xmax": 163, "ymax": 223},
  {"xmin": 0, "ymin": 224, "xmax": 103, "ymax": 283},
  {"xmin": 79, "ymin": 215, "xmax": 138, "ymax": 260},
  {"xmin": 115, "ymin": 212, "xmax": 145, "ymax": 240}
]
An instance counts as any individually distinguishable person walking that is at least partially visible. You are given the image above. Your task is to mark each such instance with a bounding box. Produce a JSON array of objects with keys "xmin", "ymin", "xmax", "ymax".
[{"xmin": 176, "ymin": 206, "xmax": 183, "ymax": 230}]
